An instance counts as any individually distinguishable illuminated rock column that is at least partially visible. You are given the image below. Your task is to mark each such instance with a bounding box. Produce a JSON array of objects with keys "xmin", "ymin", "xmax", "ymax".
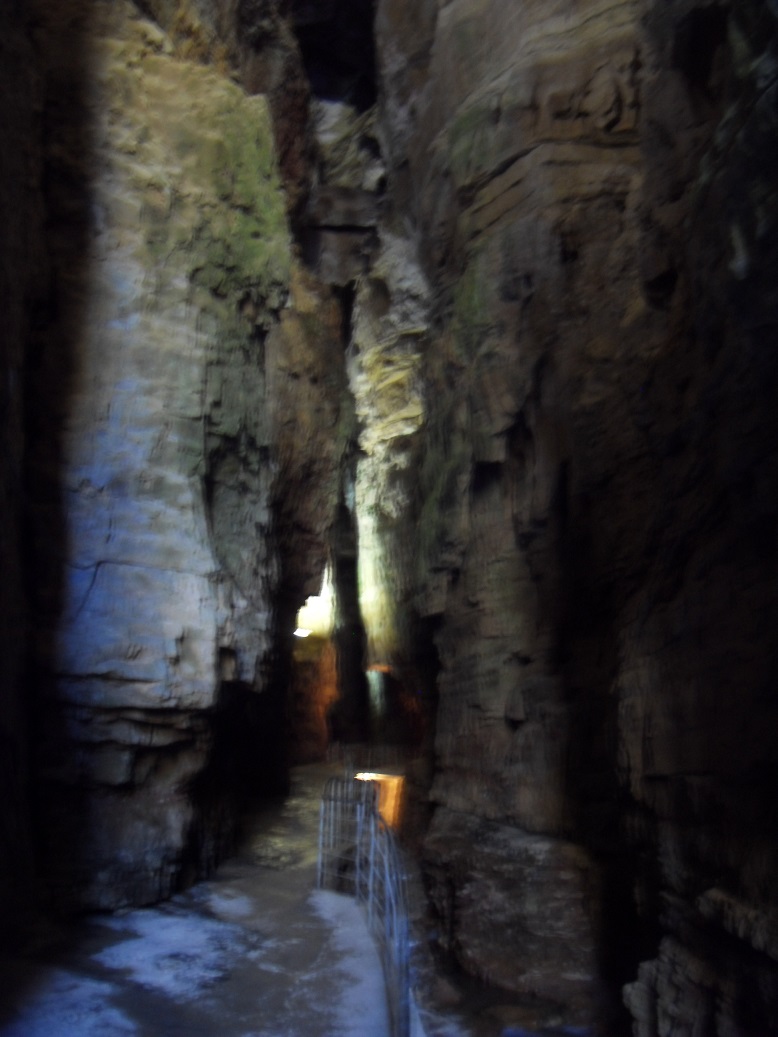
[{"xmin": 29, "ymin": 0, "xmax": 292, "ymax": 908}]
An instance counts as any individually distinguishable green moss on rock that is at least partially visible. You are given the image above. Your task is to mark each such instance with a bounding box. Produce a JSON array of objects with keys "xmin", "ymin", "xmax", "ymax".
[{"xmin": 105, "ymin": 37, "xmax": 291, "ymax": 313}]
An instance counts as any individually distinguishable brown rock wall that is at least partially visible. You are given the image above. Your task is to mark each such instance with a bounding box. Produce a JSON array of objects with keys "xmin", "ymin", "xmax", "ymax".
[
  {"xmin": 24, "ymin": 0, "xmax": 343, "ymax": 910},
  {"xmin": 425, "ymin": 808, "xmax": 598, "ymax": 1020},
  {"xmin": 376, "ymin": 0, "xmax": 778, "ymax": 1029},
  {"xmin": 287, "ymin": 635, "xmax": 339, "ymax": 764},
  {"xmin": 3, "ymin": 0, "xmax": 776, "ymax": 1026},
  {"xmin": 615, "ymin": 4, "xmax": 778, "ymax": 1031}
]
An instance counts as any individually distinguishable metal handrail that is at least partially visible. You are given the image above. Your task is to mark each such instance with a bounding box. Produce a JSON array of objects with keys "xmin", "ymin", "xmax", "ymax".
[{"xmin": 317, "ymin": 776, "xmax": 411, "ymax": 1037}]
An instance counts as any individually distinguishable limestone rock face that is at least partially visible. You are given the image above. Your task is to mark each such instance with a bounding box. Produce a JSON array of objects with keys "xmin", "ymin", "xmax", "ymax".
[
  {"xmin": 375, "ymin": 0, "xmax": 649, "ymax": 1019},
  {"xmin": 303, "ymin": 100, "xmax": 383, "ymax": 285},
  {"xmin": 133, "ymin": 0, "xmax": 314, "ymax": 217},
  {"xmin": 613, "ymin": 3, "xmax": 778, "ymax": 1032},
  {"xmin": 348, "ymin": 231, "xmax": 429, "ymax": 670},
  {"xmin": 287, "ymin": 635, "xmax": 339, "ymax": 764},
  {"xmin": 374, "ymin": 0, "xmax": 778, "ymax": 1028},
  {"xmin": 425, "ymin": 808, "xmax": 597, "ymax": 1018},
  {"xmin": 3, "ymin": 0, "xmax": 777, "ymax": 1027},
  {"xmin": 26, "ymin": 0, "xmax": 302, "ymax": 909}
]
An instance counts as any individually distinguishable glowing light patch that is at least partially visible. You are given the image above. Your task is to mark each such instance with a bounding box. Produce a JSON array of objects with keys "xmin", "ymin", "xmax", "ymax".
[
  {"xmin": 294, "ymin": 628, "xmax": 312, "ymax": 638},
  {"xmin": 354, "ymin": 772, "xmax": 405, "ymax": 828},
  {"xmin": 294, "ymin": 566, "xmax": 335, "ymax": 637}
]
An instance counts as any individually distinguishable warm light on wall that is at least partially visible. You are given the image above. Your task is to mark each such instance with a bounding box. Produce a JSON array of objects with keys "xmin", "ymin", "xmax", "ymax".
[
  {"xmin": 354, "ymin": 772, "xmax": 405, "ymax": 829},
  {"xmin": 356, "ymin": 510, "xmax": 398, "ymax": 665}
]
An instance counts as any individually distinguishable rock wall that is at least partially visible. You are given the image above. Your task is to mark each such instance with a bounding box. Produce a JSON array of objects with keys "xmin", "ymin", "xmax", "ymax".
[
  {"xmin": 620, "ymin": 4, "xmax": 778, "ymax": 1033},
  {"xmin": 372, "ymin": 0, "xmax": 778, "ymax": 1031},
  {"xmin": 3, "ymin": 0, "xmax": 777, "ymax": 1029},
  {"xmin": 26, "ymin": 0, "xmax": 343, "ymax": 910}
]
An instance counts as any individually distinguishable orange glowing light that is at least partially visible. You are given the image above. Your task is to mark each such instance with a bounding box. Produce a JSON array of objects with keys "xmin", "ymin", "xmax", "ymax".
[{"xmin": 354, "ymin": 772, "xmax": 405, "ymax": 828}]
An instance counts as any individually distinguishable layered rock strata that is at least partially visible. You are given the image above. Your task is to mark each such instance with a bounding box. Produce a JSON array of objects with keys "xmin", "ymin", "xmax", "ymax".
[
  {"xmin": 372, "ymin": 0, "xmax": 778, "ymax": 1030},
  {"xmin": 26, "ymin": 0, "xmax": 342, "ymax": 909},
  {"xmin": 3, "ymin": 0, "xmax": 777, "ymax": 1031},
  {"xmin": 348, "ymin": 231, "xmax": 429, "ymax": 672}
]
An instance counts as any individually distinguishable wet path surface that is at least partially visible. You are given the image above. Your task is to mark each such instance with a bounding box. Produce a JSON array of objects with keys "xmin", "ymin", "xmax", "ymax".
[{"xmin": 0, "ymin": 765, "xmax": 391, "ymax": 1037}]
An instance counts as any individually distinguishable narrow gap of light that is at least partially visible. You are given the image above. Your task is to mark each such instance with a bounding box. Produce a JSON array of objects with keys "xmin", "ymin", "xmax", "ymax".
[
  {"xmin": 294, "ymin": 628, "xmax": 312, "ymax": 638},
  {"xmin": 294, "ymin": 565, "xmax": 334, "ymax": 637}
]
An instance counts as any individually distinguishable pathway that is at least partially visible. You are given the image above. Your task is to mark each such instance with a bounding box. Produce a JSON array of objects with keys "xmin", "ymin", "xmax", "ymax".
[{"xmin": 0, "ymin": 764, "xmax": 392, "ymax": 1037}]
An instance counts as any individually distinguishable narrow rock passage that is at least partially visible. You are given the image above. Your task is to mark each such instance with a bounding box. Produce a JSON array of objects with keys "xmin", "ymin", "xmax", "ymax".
[{"xmin": 0, "ymin": 765, "xmax": 390, "ymax": 1037}]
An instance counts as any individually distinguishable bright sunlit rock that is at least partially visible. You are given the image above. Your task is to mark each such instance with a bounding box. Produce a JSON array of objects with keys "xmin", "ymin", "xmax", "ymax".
[{"xmin": 294, "ymin": 565, "xmax": 335, "ymax": 638}]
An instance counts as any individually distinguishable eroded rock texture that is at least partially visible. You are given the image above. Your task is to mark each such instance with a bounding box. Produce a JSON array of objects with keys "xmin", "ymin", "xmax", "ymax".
[
  {"xmin": 371, "ymin": 0, "xmax": 778, "ymax": 1030},
  {"xmin": 2, "ymin": 0, "xmax": 777, "ymax": 1030},
  {"xmin": 25, "ymin": 0, "xmax": 342, "ymax": 910},
  {"xmin": 133, "ymin": 0, "xmax": 315, "ymax": 218}
]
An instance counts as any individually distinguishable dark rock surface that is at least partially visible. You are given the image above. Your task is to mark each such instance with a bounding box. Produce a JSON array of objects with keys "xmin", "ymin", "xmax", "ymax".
[
  {"xmin": 370, "ymin": 0, "xmax": 778, "ymax": 1030},
  {"xmin": 0, "ymin": 0, "xmax": 776, "ymax": 1032},
  {"xmin": 0, "ymin": 0, "xmax": 44, "ymax": 947}
]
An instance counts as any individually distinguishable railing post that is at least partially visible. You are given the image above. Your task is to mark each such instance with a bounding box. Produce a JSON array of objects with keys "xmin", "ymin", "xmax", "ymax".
[{"xmin": 367, "ymin": 812, "xmax": 376, "ymax": 926}]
